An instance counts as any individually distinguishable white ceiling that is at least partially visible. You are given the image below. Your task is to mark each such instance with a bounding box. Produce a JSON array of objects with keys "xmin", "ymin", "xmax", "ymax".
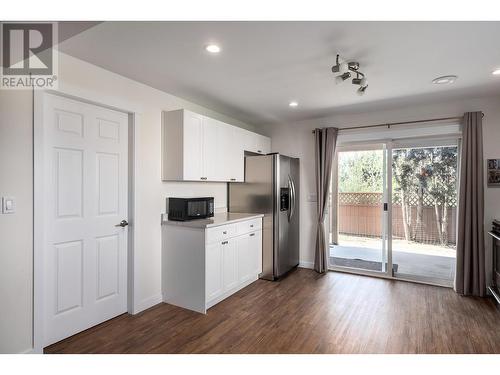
[{"xmin": 59, "ymin": 21, "xmax": 500, "ymax": 125}]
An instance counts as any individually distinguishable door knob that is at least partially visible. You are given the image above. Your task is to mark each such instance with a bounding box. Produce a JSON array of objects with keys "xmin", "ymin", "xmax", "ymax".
[{"xmin": 115, "ymin": 220, "xmax": 129, "ymax": 227}]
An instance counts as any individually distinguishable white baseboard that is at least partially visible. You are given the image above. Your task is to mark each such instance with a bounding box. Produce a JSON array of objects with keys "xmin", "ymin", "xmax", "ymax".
[
  {"xmin": 132, "ymin": 293, "xmax": 163, "ymax": 315},
  {"xmin": 21, "ymin": 347, "xmax": 42, "ymax": 354},
  {"xmin": 299, "ymin": 261, "xmax": 314, "ymax": 269}
]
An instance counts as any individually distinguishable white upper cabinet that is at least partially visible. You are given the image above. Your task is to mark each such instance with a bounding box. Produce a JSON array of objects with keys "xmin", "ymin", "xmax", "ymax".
[
  {"xmin": 162, "ymin": 109, "xmax": 204, "ymax": 181},
  {"xmin": 255, "ymin": 134, "xmax": 271, "ymax": 155},
  {"xmin": 201, "ymin": 116, "xmax": 219, "ymax": 181},
  {"xmin": 162, "ymin": 109, "xmax": 271, "ymax": 182},
  {"xmin": 183, "ymin": 111, "xmax": 204, "ymax": 180},
  {"xmin": 240, "ymin": 129, "xmax": 271, "ymax": 155},
  {"xmin": 215, "ymin": 121, "xmax": 233, "ymax": 181},
  {"xmin": 228, "ymin": 126, "xmax": 245, "ymax": 182}
]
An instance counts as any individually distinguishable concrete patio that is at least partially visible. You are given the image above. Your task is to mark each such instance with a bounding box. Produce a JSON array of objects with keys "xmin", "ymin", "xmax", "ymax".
[{"xmin": 330, "ymin": 234, "xmax": 456, "ymax": 286}]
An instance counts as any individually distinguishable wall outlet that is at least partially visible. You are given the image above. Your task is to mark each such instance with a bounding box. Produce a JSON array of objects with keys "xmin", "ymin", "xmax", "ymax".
[{"xmin": 2, "ymin": 196, "xmax": 16, "ymax": 214}]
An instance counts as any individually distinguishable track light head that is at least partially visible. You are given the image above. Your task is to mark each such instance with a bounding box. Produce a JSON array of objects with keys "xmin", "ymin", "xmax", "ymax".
[
  {"xmin": 348, "ymin": 61, "xmax": 360, "ymax": 71},
  {"xmin": 332, "ymin": 55, "xmax": 348, "ymax": 73},
  {"xmin": 336, "ymin": 72, "xmax": 351, "ymax": 84},
  {"xmin": 357, "ymin": 85, "xmax": 368, "ymax": 96},
  {"xmin": 332, "ymin": 62, "xmax": 348, "ymax": 73},
  {"xmin": 353, "ymin": 76, "xmax": 368, "ymax": 86}
]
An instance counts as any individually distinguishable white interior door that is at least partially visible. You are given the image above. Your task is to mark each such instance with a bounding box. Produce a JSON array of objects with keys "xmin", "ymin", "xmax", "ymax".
[{"xmin": 43, "ymin": 94, "xmax": 128, "ymax": 347}]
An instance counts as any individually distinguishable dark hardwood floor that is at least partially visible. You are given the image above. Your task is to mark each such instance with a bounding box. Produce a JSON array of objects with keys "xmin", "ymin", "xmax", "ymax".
[{"xmin": 45, "ymin": 268, "xmax": 500, "ymax": 354}]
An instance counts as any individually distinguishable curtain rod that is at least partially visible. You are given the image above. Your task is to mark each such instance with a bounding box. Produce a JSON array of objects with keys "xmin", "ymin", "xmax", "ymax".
[{"xmin": 311, "ymin": 113, "xmax": 484, "ymax": 134}]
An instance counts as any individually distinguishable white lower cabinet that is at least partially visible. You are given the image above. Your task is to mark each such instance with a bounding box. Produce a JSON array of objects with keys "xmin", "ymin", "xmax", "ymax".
[
  {"xmin": 222, "ymin": 239, "xmax": 239, "ymax": 291},
  {"xmin": 251, "ymin": 230, "xmax": 263, "ymax": 275},
  {"xmin": 162, "ymin": 216, "xmax": 263, "ymax": 314},
  {"xmin": 205, "ymin": 241, "xmax": 223, "ymax": 302},
  {"xmin": 205, "ymin": 225, "xmax": 263, "ymax": 308},
  {"xmin": 205, "ymin": 237, "xmax": 239, "ymax": 302},
  {"xmin": 236, "ymin": 231, "xmax": 262, "ymax": 284}
]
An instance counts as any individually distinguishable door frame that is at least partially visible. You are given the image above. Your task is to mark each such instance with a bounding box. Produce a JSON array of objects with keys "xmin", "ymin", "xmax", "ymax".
[
  {"xmin": 33, "ymin": 89, "xmax": 139, "ymax": 353},
  {"xmin": 329, "ymin": 136, "xmax": 461, "ymax": 287}
]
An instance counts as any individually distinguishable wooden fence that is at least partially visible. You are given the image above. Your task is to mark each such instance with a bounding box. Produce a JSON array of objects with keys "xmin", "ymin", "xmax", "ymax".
[{"xmin": 337, "ymin": 192, "xmax": 457, "ymax": 245}]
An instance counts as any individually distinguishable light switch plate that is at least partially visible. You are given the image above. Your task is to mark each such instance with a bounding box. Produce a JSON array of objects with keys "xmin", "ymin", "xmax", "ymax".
[
  {"xmin": 307, "ymin": 194, "xmax": 317, "ymax": 202},
  {"xmin": 2, "ymin": 196, "xmax": 16, "ymax": 214}
]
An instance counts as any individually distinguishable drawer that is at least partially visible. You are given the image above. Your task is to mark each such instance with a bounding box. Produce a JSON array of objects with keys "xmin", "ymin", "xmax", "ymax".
[
  {"xmin": 237, "ymin": 217, "xmax": 262, "ymax": 235},
  {"xmin": 206, "ymin": 223, "xmax": 237, "ymax": 244}
]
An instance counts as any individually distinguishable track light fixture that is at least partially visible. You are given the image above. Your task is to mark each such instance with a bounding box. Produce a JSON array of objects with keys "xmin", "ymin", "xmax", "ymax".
[
  {"xmin": 336, "ymin": 72, "xmax": 351, "ymax": 84},
  {"xmin": 331, "ymin": 54, "xmax": 348, "ymax": 74},
  {"xmin": 332, "ymin": 54, "xmax": 369, "ymax": 95},
  {"xmin": 357, "ymin": 85, "xmax": 368, "ymax": 96}
]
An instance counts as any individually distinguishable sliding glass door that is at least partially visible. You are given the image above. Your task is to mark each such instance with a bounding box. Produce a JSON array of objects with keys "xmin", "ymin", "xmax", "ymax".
[
  {"xmin": 390, "ymin": 140, "xmax": 458, "ymax": 286},
  {"xmin": 329, "ymin": 144, "xmax": 391, "ymax": 276},
  {"xmin": 329, "ymin": 139, "xmax": 458, "ymax": 287}
]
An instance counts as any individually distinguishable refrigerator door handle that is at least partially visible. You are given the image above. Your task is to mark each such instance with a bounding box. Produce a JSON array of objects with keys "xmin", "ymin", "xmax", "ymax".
[
  {"xmin": 288, "ymin": 174, "xmax": 296, "ymax": 221},
  {"xmin": 287, "ymin": 175, "xmax": 292, "ymax": 221}
]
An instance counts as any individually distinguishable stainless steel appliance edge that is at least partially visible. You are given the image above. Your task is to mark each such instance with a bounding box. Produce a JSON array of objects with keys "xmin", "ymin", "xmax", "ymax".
[{"xmin": 228, "ymin": 153, "xmax": 299, "ymax": 280}]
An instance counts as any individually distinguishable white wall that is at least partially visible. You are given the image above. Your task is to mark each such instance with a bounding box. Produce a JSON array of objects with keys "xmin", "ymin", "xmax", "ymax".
[
  {"xmin": 0, "ymin": 52, "xmax": 258, "ymax": 353},
  {"xmin": 262, "ymin": 95, "xmax": 500, "ymax": 285},
  {"xmin": 0, "ymin": 90, "xmax": 34, "ymax": 353}
]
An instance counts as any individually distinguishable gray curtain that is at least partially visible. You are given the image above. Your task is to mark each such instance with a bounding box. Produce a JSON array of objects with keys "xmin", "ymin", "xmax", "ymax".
[
  {"xmin": 314, "ymin": 127, "xmax": 338, "ymax": 273},
  {"xmin": 455, "ymin": 112, "xmax": 485, "ymax": 296}
]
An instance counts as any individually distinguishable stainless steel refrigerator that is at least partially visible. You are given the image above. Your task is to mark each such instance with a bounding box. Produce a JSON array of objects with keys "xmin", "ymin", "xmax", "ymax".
[{"xmin": 228, "ymin": 153, "xmax": 299, "ymax": 280}]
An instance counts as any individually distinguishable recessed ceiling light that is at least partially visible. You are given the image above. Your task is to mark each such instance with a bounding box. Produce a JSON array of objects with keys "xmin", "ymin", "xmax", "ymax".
[
  {"xmin": 432, "ymin": 75, "xmax": 458, "ymax": 85},
  {"xmin": 289, "ymin": 101, "xmax": 298, "ymax": 107},
  {"xmin": 493, "ymin": 68, "xmax": 500, "ymax": 76},
  {"xmin": 205, "ymin": 44, "xmax": 221, "ymax": 54}
]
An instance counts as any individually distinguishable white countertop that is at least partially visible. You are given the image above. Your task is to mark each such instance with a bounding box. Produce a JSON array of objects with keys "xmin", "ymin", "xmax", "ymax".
[{"xmin": 161, "ymin": 212, "xmax": 264, "ymax": 229}]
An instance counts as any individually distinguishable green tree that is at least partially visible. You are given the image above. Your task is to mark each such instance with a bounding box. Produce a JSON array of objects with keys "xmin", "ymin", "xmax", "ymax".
[
  {"xmin": 426, "ymin": 147, "xmax": 457, "ymax": 245},
  {"xmin": 392, "ymin": 149, "xmax": 422, "ymax": 241},
  {"xmin": 393, "ymin": 146, "xmax": 457, "ymax": 244},
  {"xmin": 338, "ymin": 151, "xmax": 383, "ymax": 193},
  {"xmin": 339, "ymin": 147, "xmax": 457, "ymax": 245},
  {"xmin": 393, "ymin": 148, "xmax": 433, "ymax": 242}
]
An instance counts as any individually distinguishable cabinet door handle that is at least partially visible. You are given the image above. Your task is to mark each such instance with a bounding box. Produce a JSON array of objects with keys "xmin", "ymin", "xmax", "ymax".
[
  {"xmin": 230, "ymin": 178, "xmax": 236, "ymax": 181},
  {"xmin": 249, "ymin": 233, "xmax": 255, "ymax": 237},
  {"xmin": 200, "ymin": 177, "xmax": 207, "ymax": 180},
  {"xmin": 222, "ymin": 241, "xmax": 228, "ymax": 245}
]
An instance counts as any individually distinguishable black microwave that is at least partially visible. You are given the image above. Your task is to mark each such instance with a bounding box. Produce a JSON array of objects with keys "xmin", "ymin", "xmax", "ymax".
[{"xmin": 167, "ymin": 197, "xmax": 214, "ymax": 221}]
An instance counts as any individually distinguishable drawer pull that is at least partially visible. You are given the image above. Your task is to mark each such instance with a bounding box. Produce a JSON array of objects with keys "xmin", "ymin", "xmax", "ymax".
[
  {"xmin": 249, "ymin": 233, "xmax": 255, "ymax": 237},
  {"xmin": 222, "ymin": 241, "xmax": 228, "ymax": 245},
  {"xmin": 200, "ymin": 177, "xmax": 207, "ymax": 180},
  {"xmin": 230, "ymin": 178, "xmax": 236, "ymax": 181},
  {"xmin": 250, "ymin": 224, "xmax": 254, "ymax": 228},
  {"xmin": 223, "ymin": 231, "xmax": 227, "ymax": 234}
]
